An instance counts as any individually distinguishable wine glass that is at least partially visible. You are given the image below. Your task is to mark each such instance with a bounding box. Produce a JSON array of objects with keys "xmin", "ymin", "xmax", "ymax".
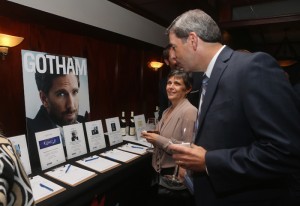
[
  {"xmin": 160, "ymin": 118, "xmax": 195, "ymax": 188},
  {"xmin": 146, "ymin": 117, "xmax": 157, "ymax": 131},
  {"xmin": 145, "ymin": 117, "xmax": 158, "ymax": 153}
]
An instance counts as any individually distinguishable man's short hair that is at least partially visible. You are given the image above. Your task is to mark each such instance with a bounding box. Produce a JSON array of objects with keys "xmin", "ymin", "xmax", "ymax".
[
  {"xmin": 162, "ymin": 44, "xmax": 172, "ymax": 60},
  {"xmin": 166, "ymin": 9, "xmax": 221, "ymax": 43}
]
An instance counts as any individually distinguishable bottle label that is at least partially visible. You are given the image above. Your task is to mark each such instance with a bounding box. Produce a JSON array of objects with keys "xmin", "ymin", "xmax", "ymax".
[
  {"xmin": 121, "ymin": 128, "xmax": 126, "ymax": 136},
  {"xmin": 129, "ymin": 127, "xmax": 136, "ymax": 136}
]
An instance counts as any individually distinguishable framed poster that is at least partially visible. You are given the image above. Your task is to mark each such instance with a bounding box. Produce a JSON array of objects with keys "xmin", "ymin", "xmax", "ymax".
[{"xmin": 21, "ymin": 50, "xmax": 90, "ymax": 169}]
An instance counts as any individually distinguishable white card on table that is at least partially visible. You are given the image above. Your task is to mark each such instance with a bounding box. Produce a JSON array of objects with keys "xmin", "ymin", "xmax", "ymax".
[
  {"xmin": 85, "ymin": 120, "xmax": 106, "ymax": 152},
  {"xmin": 35, "ymin": 128, "xmax": 66, "ymax": 170},
  {"xmin": 8, "ymin": 134, "xmax": 32, "ymax": 175},
  {"xmin": 133, "ymin": 114, "xmax": 146, "ymax": 141},
  {"xmin": 63, "ymin": 123, "xmax": 87, "ymax": 159}
]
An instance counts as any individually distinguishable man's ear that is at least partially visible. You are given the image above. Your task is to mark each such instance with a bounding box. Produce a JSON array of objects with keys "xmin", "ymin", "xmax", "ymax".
[
  {"xmin": 189, "ymin": 32, "xmax": 198, "ymax": 51},
  {"xmin": 39, "ymin": 91, "xmax": 48, "ymax": 108},
  {"xmin": 164, "ymin": 59, "xmax": 170, "ymax": 66}
]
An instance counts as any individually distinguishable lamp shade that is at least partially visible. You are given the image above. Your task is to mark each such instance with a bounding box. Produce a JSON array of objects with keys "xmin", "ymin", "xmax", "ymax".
[
  {"xmin": 0, "ymin": 33, "xmax": 24, "ymax": 48},
  {"xmin": 148, "ymin": 61, "xmax": 164, "ymax": 71}
]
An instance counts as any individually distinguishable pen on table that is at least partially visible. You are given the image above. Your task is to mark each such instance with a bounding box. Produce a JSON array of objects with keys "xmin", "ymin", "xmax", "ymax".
[
  {"xmin": 65, "ymin": 164, "xmax": 71, "ymax": 173},
  {"xmin": 131, "ymin": 145, "xmax": 144, "ymax": 149},
  {"xmin": 40, "ymin": 183, "xmax": 54, "ymax": 192},
  {"xmin": 103, "ymin": 156, "xmax": 117, "ymax": 162},
  {"xmin": 85, "ymin": 156, "xmax": 99, "ymax": 162}
]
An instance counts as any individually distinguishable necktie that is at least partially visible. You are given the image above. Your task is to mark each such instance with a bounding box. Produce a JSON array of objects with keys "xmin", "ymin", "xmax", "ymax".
[
  {"xmin": 194, "ymin": 75, "xmax": 209, "ymax": 139},
  {"xmin": 199, "ymin": 75, "xmax": 209, "ymax": 109}
]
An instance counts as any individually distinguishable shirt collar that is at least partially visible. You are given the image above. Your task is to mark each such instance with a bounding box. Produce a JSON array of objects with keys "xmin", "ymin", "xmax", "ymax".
[{"xmin": 204, "ymin": 45, "xmax": 226, "ymax": 78}]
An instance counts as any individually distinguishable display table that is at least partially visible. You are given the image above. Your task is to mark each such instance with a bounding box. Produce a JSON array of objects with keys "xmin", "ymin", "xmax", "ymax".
[{"xmin": 34, "ymin": 142, "xmax": 153, "ymax": 206}]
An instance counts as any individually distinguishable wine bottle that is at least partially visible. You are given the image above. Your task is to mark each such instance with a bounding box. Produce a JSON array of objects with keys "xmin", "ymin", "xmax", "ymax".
[
  {"xmin": 120, "ymin": 111, "xmax": 127, "ymax": 136},
  {"xmin": 129, "ymin": 111, "xmax": 136, "ymax": 136},
  {"xmin": 154, "ymin": 106, "xmax": 159, "ymax": 121}
]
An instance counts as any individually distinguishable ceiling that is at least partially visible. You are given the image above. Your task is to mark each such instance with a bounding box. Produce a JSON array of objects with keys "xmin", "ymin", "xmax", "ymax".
[{"xmin": 109, "ymin": 0, "xmax": 300, "ymax": 65}]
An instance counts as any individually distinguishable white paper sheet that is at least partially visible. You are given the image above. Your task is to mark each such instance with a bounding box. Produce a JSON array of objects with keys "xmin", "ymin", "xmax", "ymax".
[
  {"xmin": 100, "ymin": 149, "xmax": 139, "ymax": 163},
  {"xmin": 123, "ymin": 135, "xmax": 152, "ymax": 147},
  {"xmin": 76, "ymin": 155, "xmax": 120, "ymax": 173},
  {"xmin": 30, "ymin": 175, "xmax": 65, "ymax": 203},
  {"xmin": 45, "ymin": 164, "xmax": 96, "ymax": 186},
  {"xmin": 117, "ymin": 143, "xmax": 148, "ymax": 155}
]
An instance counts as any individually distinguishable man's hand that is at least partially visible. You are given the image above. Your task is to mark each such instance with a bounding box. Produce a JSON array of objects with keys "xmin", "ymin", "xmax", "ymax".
[{"xmin": 169, "ymin": 143, "xmax": 207, "ymax": 172}]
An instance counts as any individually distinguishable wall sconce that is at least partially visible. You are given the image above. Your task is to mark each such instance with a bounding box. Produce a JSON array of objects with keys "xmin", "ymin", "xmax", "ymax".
[
  {"xmin": 0, "ymin": 33, "xmax": 24, "ymax": 60},
  {"xmin": 148, "ymin": 61, "xmax": 164, "ymax": 71}
]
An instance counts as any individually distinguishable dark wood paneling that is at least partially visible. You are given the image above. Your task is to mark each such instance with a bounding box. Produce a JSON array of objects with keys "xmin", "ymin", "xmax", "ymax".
[{"xmin": 0, "ymin": 1, "xmax": 162, "ymax": 136}]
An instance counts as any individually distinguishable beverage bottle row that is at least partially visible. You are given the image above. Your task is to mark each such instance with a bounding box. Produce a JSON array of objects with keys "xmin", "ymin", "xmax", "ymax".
[
  {"xmin": 120, "ymin": 111, "xmax": 135, "ymax": 136},
  {"xmin": 120, "ymin": 106, "xmax": 159, "ymax": 136}
]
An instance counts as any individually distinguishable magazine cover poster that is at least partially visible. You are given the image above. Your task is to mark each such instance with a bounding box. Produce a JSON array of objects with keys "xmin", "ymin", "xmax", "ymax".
[{"xmin": 21, "ymin": 49, "xmax": 90, "ymax": 169}]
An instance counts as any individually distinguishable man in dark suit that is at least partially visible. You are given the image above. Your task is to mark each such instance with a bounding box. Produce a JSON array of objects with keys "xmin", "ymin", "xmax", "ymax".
[
  {"xmin": 158, "ymin": 45, "xmax": 202, "ymax": 120},
  {"xmin": 167, "ymin": 9, "xmax": 300, "ymax": 206}
]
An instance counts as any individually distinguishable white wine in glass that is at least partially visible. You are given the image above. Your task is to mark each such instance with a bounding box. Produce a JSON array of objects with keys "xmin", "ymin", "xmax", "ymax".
[{"xmin": 160, "ymin": 118, "xmax": 195, "ymax": 189}]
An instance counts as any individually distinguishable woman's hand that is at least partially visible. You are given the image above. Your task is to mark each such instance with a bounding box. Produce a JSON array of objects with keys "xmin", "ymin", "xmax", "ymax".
[{"xmin": 141, "ymin": 131, "xmax": 159, "ymax": 144}]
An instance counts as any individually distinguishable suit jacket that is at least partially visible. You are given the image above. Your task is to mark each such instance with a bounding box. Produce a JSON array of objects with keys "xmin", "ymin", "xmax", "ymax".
[
  {"xmin": 194, "ymin": 46, "xmax": 300, "ymax": 206},
  {"xmin": 26, "ymin": 105, "xmax": 87, "ymax": 171},
  {"xmin": 294, "ymin": 82, "xmax": 300, "ymax": 102}
]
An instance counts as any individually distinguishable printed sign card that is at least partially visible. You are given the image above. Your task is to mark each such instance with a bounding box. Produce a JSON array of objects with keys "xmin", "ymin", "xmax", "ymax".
[
  {"xmin": 105, "ymin": 117, "xmax": 121, "ymax": 133},
  {"xmin": 63, "ymin": 123, "xmax": 87, "ymax": 159},
  {"xmin": 35, "ymin": 128, "xmax": 66, "ymax": 170},
  {"xmin": 133, "ymin": 114, "xmax": 146, "ymax": 141},
  {"xmin": 85, "ymin": 120, "xmax": 106, "ymax": 152},
  {"xmin": 8, "ymin": 134, "xmax": 32, "ymax": 175},
  {"xmin": 105, "ymin": 117, "xmax": 123, "ymax": 146},
  {"xmin": 107, "ymin": 131, "xmax": 123, "ymax": 146}
]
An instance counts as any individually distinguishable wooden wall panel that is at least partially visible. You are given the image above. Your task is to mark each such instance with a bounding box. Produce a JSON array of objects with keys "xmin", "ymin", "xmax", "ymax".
[{"xmin": 0, "ymin": 2, "xmax": 163, "ymax": 136}]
